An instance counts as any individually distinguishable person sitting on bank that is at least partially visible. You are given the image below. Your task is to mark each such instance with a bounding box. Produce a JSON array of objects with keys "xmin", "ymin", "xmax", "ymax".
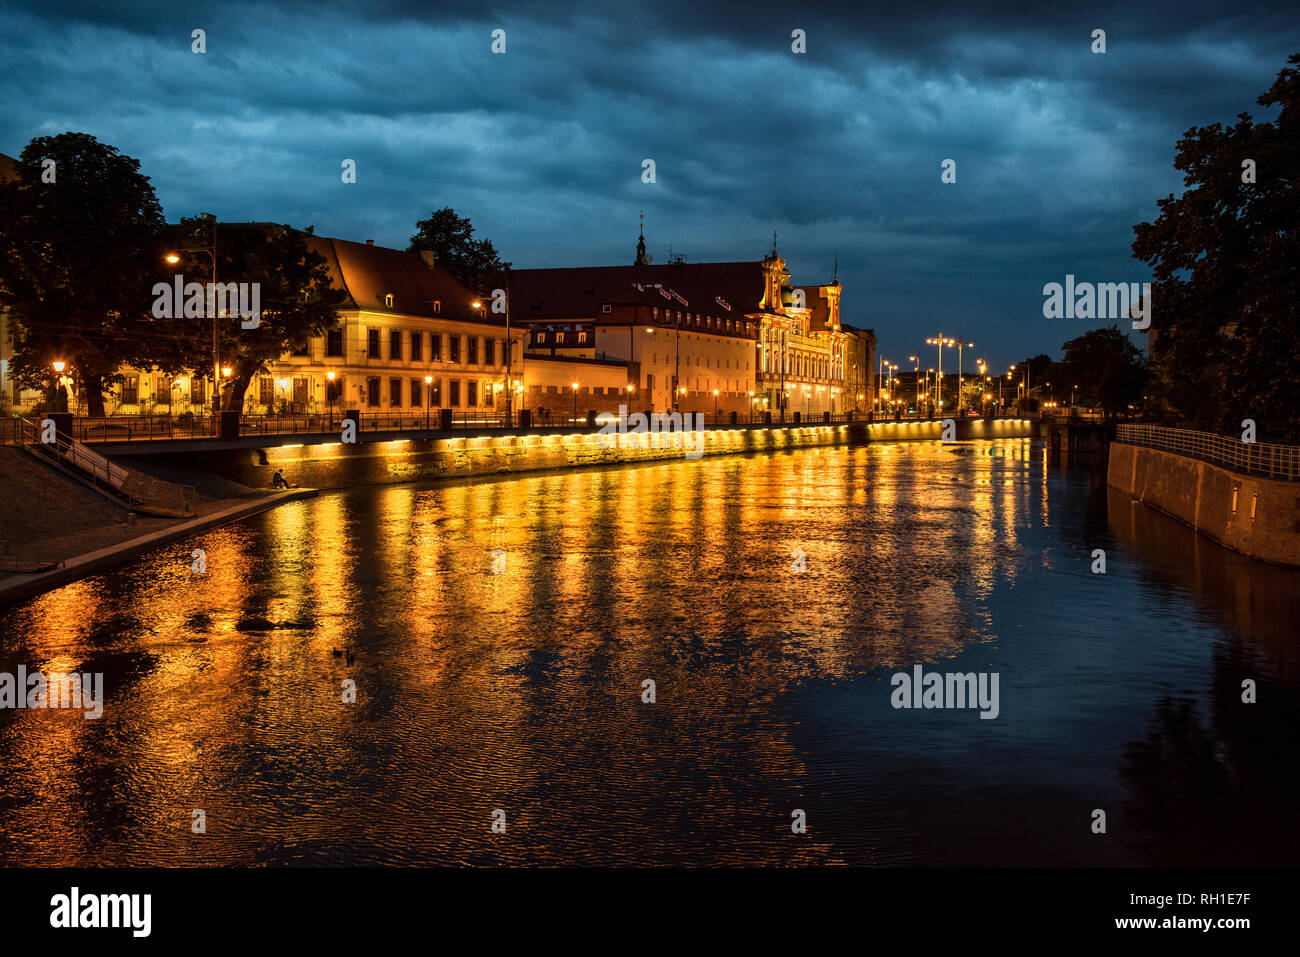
[{"xmin": 272, "ymin": 468, "xmax": 290, "ymax": 489}]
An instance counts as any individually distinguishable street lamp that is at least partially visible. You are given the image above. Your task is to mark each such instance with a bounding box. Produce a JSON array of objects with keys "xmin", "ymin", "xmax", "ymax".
[
  {"xmin": 925, "ymin": 335, "xmax": 955, "ymax": 415},
  {"xmin": 423, "ymin": 374, "xmax": 432, "ymax": 428},
  {"xmin": 165, "ymin": 212, "xmax": 218, "ymax": 414},
  {"xmin": 713, "ymin": 388, "xmax": 719, "ymax": 418},
  {"xmin": 572, "ymin": 381, "xmax": 579, "ymax": 423},
  {"xmin": 327, "ymin": 370, "xmax": 337, "ymax": 425},
  {"xmin": 909, "ymin": 355, "xmax": 919, "ymax": 414},
  {"xmin": 954, "ymin": 339, "xmax": 973, "ymax": 414}
]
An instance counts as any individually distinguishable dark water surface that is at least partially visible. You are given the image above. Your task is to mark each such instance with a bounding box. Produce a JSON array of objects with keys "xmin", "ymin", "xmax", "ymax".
[{"xmin": 2, "ymin": 439, "xmax": 1297, "ymax": 865}]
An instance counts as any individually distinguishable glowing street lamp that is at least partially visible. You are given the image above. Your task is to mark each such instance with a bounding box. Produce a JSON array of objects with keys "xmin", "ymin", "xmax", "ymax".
[
  {"xmin": 328, "ymin": 370, "xmax": 337, "ymax": 424},
  {"xmin": 572, "ymin": 381, "xmax": 580, "ymax": 422},
  {"xmin": 713, "ymin": 388, "xmax": 719, "ymax": 417},
  {"xmin": 926, "ymin": 335, "xmax": 955, "ymax": 413},
  {"xmin": 423, "ymin": 374, "xmax": 432, "ymax": 428}
]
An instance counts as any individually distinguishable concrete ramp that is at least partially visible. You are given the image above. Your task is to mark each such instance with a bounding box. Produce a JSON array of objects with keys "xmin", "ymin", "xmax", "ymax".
[{"xmin": 19, "ymin": 418, "xmax": 197, "ymax": 518}]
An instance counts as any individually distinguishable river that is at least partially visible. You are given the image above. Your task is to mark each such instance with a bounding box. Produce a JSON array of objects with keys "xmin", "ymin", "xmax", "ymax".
[{"xmin": 1, "ymin": 438, "xmax": 1296, "ymax": 865}]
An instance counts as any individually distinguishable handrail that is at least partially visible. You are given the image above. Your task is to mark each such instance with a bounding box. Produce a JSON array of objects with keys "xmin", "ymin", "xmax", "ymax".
[
  {"xmin": 1115, "ymin": 424, "xmax": 1300, "ymax": 482},
  {"xmin": 17, "ymin": 417, "xmax": 196, "ymax": 513}
]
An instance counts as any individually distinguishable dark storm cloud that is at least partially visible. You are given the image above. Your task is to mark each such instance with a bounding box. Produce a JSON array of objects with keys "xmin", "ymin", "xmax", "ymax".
[{"xmin": 1, "ymin": 0, "xmax": 1296, "ymax": 365}]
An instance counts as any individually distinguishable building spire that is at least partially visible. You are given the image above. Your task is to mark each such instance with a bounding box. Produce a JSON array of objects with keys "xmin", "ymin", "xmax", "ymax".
[{"xmin": 635, "ymin": 211, "xmax": 651, "ymax": 265}]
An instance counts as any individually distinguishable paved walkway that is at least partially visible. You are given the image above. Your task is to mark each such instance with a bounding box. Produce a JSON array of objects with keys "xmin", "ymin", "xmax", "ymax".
[{"xmin": 0, "ymin": 488, "xmax": 317, "ymax": 607}]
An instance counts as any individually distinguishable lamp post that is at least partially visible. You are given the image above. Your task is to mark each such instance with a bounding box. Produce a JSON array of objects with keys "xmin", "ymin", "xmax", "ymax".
[
  {"xmin": 712, "ymin": 388, "xmax": 719, "ymax": 419},
  {"xmin": 954, "ymin": 338, "xmax": 973, "ymax": 415},
  {"xmin": 423, "ymin": 374, "xmax": 432, "ymax": 428},
  {"xmin": 925, "ymin": 335, "xmax": 954, "ymax": 417},
  {"xmin": 909, "ymin": 355, "xmax": 919, "ymax": 415},
  {"xmin": 50, "ymin": 360, "xmax": 66, "ymax": 413},
  {"xmin": 572, "ymin": 381, "xmax": 579, "ymax": 423},
  {"xmin": 165, "ymin": 212, "xmax": 218, "ymax": 416}
]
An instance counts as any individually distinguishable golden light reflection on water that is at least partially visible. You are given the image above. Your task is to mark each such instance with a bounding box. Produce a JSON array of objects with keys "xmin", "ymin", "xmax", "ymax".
[{"xmin": 4, "ymin": 438, "xmax": 1296, "ymax": 866}]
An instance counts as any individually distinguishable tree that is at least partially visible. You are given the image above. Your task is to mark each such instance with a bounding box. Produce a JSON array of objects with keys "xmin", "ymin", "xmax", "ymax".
[
  {"xmin": 164, "ymin": 221, "xmax": 345, "ymax": 411},
  {"xmin": 0, "ymin": 132, "xmax": 167, "ymax": 416},
  {"xmin": 1010, "ymin": 353, "xmax": 1053, "ymax": 412},
  {"xmin": 1132, "ymin": 53, "xmax": 1300, "ymax": 442},
  {"xmin": 1057, "ymin": 325, "xmax": 1148, "ymax": 416},
  {"xmin": 407, "ymin": 207, "xmax": 509, "ymax": 294}
]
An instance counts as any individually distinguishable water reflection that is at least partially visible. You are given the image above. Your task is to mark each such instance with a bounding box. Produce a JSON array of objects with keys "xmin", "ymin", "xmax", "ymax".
[{"xmin": 0, "ymin": 440, "xmax": 1296, "ymax": 865}]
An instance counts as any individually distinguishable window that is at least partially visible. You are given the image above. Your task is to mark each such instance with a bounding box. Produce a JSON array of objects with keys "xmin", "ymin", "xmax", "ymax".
[
  {"xmin": 292, "ymin": 339, "xmax": 310, "ymax": 357},
  {"xmin": 390, "ymin": 330, "xmax": 403, "ymax": 360},
  {"xmin": 431, "ymin": 333, "xmax": 442, "ymax": 362},
  {"xmin": 468, "ymin": 337, "xmax": 478, "ymax": 365},
  {"xmin": 367, "ymin": 329, "xmax": 381, "ymax": 359},
  {"xmin": 121, "ymin": 375, "xmax": 139, "ymax": 405},
  {"xmin": 556, "ymin": 332, "xmax": 566, "ymax": 344},
  {"xmin": 450, "ymin": 335, "xmax": 461, "ymax": 363},
  {"xmin": 384, "ymin": 293, "xmax": 394, "ymax": 308},
  {"xmin": 430, "ymin": 379, "xmax": 442, "ymax": 406},
  {"xmin": 433, "ymin": 300, "xmax": 441, "ymax": 313},
  {"xmin": 450, "ymin": 380, "xmax": 461, "ymax": 407},
  {"xmin": 578, "ymin": 332, "xmax": 588, "ymax": 343},
  {"xmin": 389, "ymin": 377, "xmax": 402, "ymax": 406},
  {"xmin": 259, "ymin": 377, "xmax": 274, "ymax": 403},
  {"xmin": 367, "ymin": 377, "xmax": 380, "ymax": 406},
  {"xmin": 602, "ymin": 304, "xmax": 612, "ymax": 313},
  {"xmin": 410, "ymin": 331, "xmax": 422, "ymax": 362},
  {"xmin": 326, "ymin": 327, "xmax": 344, "ymax": 358},
  {"xmin": 468, "ymin": 381, "xmax": 478, "ymax": 406},
  {"xmin": 537, "ymin": 332, "xmax": 548, "ymax": 344},
  {"xmin": 190, "ymin": 378, "xmax": 205, "ymax": 405},
  {"xmin": 485, "ymin": 339, "xmax": 495, "ymax": 366},
  {"xmin": 410, "ymin": 378, "xmax": 422, "ymax": 407},
  {"xmin": 646, "ymin": 373, "xmax": 654, "ymax": 392}
]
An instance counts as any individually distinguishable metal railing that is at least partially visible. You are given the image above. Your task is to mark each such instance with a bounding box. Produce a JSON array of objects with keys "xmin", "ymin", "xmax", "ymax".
[
  {"xmin": 17, "ymin": 418, "xmax": 197, "ymax": 515},
  {"xmin": 1, "ymin": 409, "xmax": 1037, "ymax": 446},
  {"xmin": 1115, "ymin": 424, "xmax": 1300, "ymax": 482}
]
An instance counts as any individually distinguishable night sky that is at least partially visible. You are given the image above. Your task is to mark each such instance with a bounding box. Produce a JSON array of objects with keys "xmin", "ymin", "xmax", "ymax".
[{"xmin": 2, "ymin": 1, "xmax": 1296, "ymax": 369}]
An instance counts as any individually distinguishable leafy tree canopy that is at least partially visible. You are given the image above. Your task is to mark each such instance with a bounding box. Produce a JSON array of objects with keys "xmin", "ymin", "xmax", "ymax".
[
  {"xmin": 0, "ymin": 132, "xmax": 166, "ymax": 416},
  {"xmin": 1132, "ymin": 52, "xmax": 1299, "ymax": 442},
  {"xmin": 407, "ymin": 207, "xmax": 510, "ymax": 294}
]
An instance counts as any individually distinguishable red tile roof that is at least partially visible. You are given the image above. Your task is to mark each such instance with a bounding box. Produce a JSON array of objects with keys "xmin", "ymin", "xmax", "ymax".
[
  {"xmin": 306, "ymin": 235, "xmax": 495, "ymax": 324},
  {"xmin": 510, "ymin": 262, "xmax": 774, "ymax": 324}
]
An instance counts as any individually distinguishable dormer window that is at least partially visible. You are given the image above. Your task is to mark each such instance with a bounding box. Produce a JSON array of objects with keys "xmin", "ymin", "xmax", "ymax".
[
  {"xmin": 602, "ymin": 304, "xmax": 612, "ymax": 313},
  {"xmin": 433, "ymin": 300, "xmax": 441, "ymax": 313},
  {"xmin": 384, "ymin": 293, "xmax": 394, "ymax": 308}
]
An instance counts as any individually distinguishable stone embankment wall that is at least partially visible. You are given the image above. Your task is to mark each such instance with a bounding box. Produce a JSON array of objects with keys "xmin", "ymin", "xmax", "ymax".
[{"xmin": 1108, "ymin": 442, "xmax": 1300, "ymax": 566}]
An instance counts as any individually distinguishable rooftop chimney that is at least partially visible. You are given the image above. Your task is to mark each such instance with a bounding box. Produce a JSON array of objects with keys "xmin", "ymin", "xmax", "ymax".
[{"xmin": 365, "ymin": 239, "xmax": 375, "ymax": 246}]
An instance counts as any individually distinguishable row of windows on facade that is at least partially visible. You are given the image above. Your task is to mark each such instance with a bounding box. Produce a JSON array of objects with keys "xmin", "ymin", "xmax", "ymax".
[
  {"xmin": 640, "ymin": 309, "xmax": 752, "ymax": 335},
  {"xmin": 356, "ymin": 377, "xmax": 496, "ymax": 408},
  {"xmin": 295, "ymin": 327, "xmax": 511, "ymax": 365},
  {"xmin": 758, "ymin": 349, "xmax": 839, "ymax": 379},
  {"xmin": 532, "ymin": 330, "xmax": 589, "ymax": 345},
  {"xmin": 647, "ymin": 352, "xmax": 751, "ymax": 372}
]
